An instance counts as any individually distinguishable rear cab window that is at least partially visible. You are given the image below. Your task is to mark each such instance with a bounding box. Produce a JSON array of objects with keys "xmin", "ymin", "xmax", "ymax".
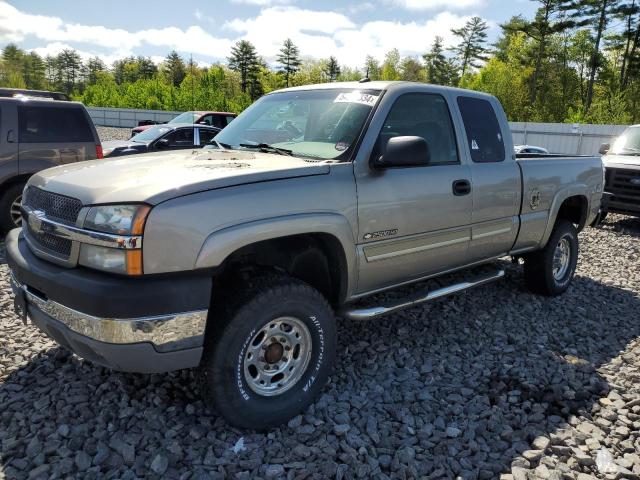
[
  {"xmin": 18, "ymin": 105, "xmax": 93, "ymax": 143},
  {"xmin": 457, "ymin": 96, "xmax": 505, "ymax": 163}
]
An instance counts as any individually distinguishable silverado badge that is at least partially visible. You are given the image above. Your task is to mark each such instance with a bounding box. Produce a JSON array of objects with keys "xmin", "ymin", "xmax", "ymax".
[{"xmin": 364, "ymin": 229, "xmax": 398, "ymax": 240}]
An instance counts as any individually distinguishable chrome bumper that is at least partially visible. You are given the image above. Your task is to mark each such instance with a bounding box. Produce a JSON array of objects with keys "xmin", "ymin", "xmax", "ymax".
[{"xmin": 10, "ymin": 272, "xmax": 207, "ymax": 352}]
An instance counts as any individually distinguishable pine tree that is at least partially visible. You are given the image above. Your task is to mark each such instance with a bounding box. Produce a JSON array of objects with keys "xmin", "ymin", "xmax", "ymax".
[
  {"xmin": 451, "ymin": 16, "xmax": 489, "ymax": 81},
  {"xmin": 162, "ymin": 51, "xmax": 186, "ymax": 87},
  {"xmin": 563, "ymin": 0, "xmax": 624, "ymax": 110},
  {"xmin": 86, "ymin": 57, "xmax": 106, "ymax": 84},
  {"xmin": 363, "ymin": 55, "xmax": 380, "ymax": 80},
  {"xmin": 615, "ymin": 0, "xmax": 640, "ymax": 89},
  {"xmin": 423, "ymin": 36, "xmax": 457, "ymax": 85},
  {"xmin": 323, "ymin": 56, "xmax": 340, "ymax": 82},
  {"xmin": 228, "ymin": 40, "xmax": 260, "ymax": 93},
  {"xmin": 276, "ymin": 38, "xmax": 301, "ymax": 87},
  {"xmin": 56, "ymin": 49, "xmax": 82, "ymax": 94}
]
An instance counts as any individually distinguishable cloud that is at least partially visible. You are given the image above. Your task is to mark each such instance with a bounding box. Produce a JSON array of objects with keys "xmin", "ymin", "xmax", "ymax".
[
  {"xmin": 226, "ymin": 7, "xmax": 471, "ymax": 66},
  {"xmin": 0, "ymin": 1, "xmax": 232, "ymax": 63},
  {"xmin": 0, "ymin": 1, "xmax": 485, "ymax": 69},
  {"xmin": 391, "ymin": 0, "xmax": 483, "ymax": 10},
  {"xmin": 230, "ymin": 0, "xmax": 294, "ymax": 5}
]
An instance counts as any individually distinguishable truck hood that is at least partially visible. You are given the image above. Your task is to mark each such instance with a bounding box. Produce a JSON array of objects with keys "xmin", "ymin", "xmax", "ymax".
[
  {"xmin": 29, "ymin": 149, "xmax": 330, "ymax": 205},
  {"xmin": 603, "ymin": 154, "xmax": 640, "ymax": 168}
]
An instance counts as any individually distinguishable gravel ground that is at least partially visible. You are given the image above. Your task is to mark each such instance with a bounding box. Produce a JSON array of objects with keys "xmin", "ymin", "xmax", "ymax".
[
  {"xmin": 0, "ymin": 215, "xmax": 639, "ymax": 480},
  {"xmin": 96, "ymin": 126, "xmax": 131, "ymax": 142}
]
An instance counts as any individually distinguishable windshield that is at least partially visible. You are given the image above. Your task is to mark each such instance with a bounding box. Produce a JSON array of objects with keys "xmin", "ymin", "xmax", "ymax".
[
  {"xmin": 214, "ymin": 88, "xmax": 381, "ymax": 160},
  {"xmin": 131, "ymin": 125, "xmax": 172, "ymax": 142},
  {"xmin": 169, "ymin": 112, "xmax": 200, "ymax": 124},
  {"xmin": 611, "ymin": 126, "xmax": 640, "ymax": 154}
]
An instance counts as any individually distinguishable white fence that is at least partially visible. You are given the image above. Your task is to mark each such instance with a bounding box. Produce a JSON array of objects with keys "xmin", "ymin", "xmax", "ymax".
[{"xmin": 88, "ymin": 107, "xmax": 629, "ymax": 155}]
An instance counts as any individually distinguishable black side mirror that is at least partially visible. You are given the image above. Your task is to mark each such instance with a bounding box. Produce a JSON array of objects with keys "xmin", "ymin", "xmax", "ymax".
[
  {"xmin": 373, "ymin": 136, "xmax": 430, "ymax": 169},
  {"xmin": 599, "ymin": 143, "xmax": 610, "ymax": 155},
  {"xmin": 156, "ymin": 138, "xmax": 170, "ymax": 149}
]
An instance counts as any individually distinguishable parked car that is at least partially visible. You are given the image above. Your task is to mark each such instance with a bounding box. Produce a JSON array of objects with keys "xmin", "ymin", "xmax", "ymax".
[
  {"xmin": 514, "ymin": 144, "xmax": 549, "ymax": 154},
  {"xmin": 103, "ymin": 124, "xmax": 221, "ymax": 158},
  {"xmin": 8, "ymin": 81, "xmax": 603, "ymax": 429},
  {"xmin": 130, "ymin": 111, "xmax": 236, "ymax": 137},
  {"xmin": 0, "ymin": 92, "xmax": 101, "ymax": 230},
  {"xmin": 598, "ymin": 125, "xmax": 640, "ymax": 219}
]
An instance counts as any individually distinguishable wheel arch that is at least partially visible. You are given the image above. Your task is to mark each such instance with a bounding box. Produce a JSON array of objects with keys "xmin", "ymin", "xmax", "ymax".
[
  {"xmin": 541, "ymin": 189, "xmax": 590, "ymax": 247},
  {"xmin": 195, "ymin": 213, "xmax": 357, "ymax": 305}
]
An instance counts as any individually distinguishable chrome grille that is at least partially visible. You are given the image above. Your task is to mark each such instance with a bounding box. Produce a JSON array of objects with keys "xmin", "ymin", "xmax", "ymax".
[
  {"xmin": 26, "ymin": 222, "xmax": 72, "ymax": 257},
  {"xmin": 22, "ymin": 187, "xmax": 83, "ymax": 261},
  {"xmin": 23, "ymin": 187, "xmax": 82, "ymax": 225}
]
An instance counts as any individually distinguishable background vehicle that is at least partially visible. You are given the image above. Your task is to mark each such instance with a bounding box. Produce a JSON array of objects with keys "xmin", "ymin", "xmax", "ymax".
[
  {"xmin": 103, "ymin": 124, "xmax": 221, "ymax": 158},
  {"xmin": 599, "ymin": 125, "xmax": 640, "ymax": 219},
  {"xmin": 514, "ymin": 144, "xmax": 549, "ymax": 154},
  {"xmin": 0, "ymin": 93, "xmax": 101, "ymax": 230},
  {"xmin": 8, "ymin": 82, "xmax": 602, "ymax": 429},
  {"xmin": 130, "ymin": 111, "xmax": 236, "ymax": 137}
]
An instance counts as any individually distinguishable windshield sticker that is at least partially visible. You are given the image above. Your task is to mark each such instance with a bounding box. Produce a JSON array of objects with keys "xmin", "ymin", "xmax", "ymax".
[
  {"xmin": 335, "ymin": 141, "xmax": 349, "ymax": 151},
  {"xmin": 472, "ymin": 139, "xmax": 480, "ymax": 150},
  {"xmin": 334, "ymin": 91, "xmax": 379, "ymax": 107}
]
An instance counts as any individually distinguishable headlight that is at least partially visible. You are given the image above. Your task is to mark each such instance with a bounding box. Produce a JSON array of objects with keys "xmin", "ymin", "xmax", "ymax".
[
  {"xmin": 84, "ymin": 204, "xmax": 150, "ymax": 235},
  {"xmin": 80, "ymin": 204, "xmax": 150, "ymax": 275}
]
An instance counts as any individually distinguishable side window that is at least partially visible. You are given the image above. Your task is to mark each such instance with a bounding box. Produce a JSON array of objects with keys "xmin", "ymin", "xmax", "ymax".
[
  {"xmin": 18, "ymin": 106, "xmax": 93, "ymax": 143},
  {"xmin": 199, "ymin": 128, "xmax": 217, "ymax": 145},
  {"xmin": 225, "ymin": 115, "xmax": 235, "ymax": 126},
  {"xmin": 164, "ymin": 128, "xmax": 194, "ymax": 147},
  {"xmin": 457, "ymin": 96, "xmax": 505, "ymax": 163},
  {"xmin": 376, "ymin": 93, "xmax": 459, "ymax": 165},
  {"xmin": 199, "ymin": 115, "xmax": 213, "ymax": 126}
]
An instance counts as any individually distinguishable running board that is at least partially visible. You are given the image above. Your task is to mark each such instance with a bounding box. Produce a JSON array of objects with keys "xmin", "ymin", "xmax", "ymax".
[{"xmin": 340, "ymin": 269, "xmax": 505, "ymax": 320}]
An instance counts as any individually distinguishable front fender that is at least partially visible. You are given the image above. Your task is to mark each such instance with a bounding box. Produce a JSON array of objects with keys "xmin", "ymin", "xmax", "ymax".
[{"xmin": 195, "ymin": 212, "xmax": 358, "ymax": 297}]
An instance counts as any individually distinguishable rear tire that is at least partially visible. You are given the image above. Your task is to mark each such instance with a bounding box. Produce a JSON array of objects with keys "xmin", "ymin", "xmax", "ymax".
[
  {"xmin": 199, "ymin": 273, "xmax": 336, "ymax": 430},
  {"xmin": 524, "ymin": 219, "xmax": 579, "ymax": 296},
  {"xmin": 0, "ymin": 183, "xmax": 25, "ymax": 232}
]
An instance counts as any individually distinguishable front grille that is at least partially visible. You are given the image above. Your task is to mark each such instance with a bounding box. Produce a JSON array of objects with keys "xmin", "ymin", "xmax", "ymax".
[
  {"xmin": 604, "ymin": 168, "xmax": 640, "ymax": 215},
  {"xmin": 22, "ymin": 187, "xmax": 82, "ymax": 260},
  {"xmin": 26, "ymin": 222, "xmax": 72, "ymax": 257},
  {"xmin": 23, "ymin": 187, "xmax": 82, "ymax": 225}
]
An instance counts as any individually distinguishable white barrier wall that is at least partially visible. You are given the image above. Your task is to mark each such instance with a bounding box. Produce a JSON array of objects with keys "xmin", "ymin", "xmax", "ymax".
[{"xmin": 87, "ymin": 107, "xmax": 630, "ymax": 155}]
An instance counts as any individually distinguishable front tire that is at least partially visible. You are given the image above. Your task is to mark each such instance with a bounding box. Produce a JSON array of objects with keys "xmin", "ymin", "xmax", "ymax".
[
  {"xmin": 524, "ymin": 219, "xmax": 579, "ymax": 296},
  {"xmin": 199, "ymin": 273, "xmax": 336, "ymax": 430}
]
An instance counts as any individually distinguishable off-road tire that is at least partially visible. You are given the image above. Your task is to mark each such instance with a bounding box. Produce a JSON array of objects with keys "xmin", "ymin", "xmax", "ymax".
[
  {"xmin": 199, "ymin": 273, "xmax": 337, "ymax": 430},
  {"xmin": 524, "ymin": 219, "xmax": 579, "ymax": 296},
  {"xmin": 0, "ymin": 183, "xmax": 25, "ymax": 232}
]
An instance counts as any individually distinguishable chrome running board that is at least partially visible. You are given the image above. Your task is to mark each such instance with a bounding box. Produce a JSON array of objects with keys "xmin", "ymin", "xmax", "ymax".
[{"xmin": 341, "ymin": 269, "xmax": 505, "ymax": 320}]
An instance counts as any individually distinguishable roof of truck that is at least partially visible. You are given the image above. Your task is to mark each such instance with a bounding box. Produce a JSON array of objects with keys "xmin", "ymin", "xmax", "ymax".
[{"xmin": 273, "ymin": 81, "xmax": 496, "ymax": 100}]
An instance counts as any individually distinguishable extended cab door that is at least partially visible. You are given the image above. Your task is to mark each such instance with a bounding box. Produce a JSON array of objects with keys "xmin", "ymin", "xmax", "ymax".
[
  {"xmin": 454, "ymin": 95, "xmax": 521, "ymax": 262},
  {"xmin": 355, "ymin": 90, "xmax": 473, "ymax": 294}
]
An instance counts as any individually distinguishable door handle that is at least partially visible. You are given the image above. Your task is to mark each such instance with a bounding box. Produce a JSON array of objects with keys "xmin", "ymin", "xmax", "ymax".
[{"xmin": 452, "ymin": 179, "xmax": 471, "ymax": 196}]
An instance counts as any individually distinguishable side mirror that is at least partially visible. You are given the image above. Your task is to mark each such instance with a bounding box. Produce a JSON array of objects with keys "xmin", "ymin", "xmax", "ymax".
[
  {"xmin": 156, "ymin": 138, "xmax": 170, "ymax": 149},
  {"xmin": 6, "ymin": 129, "xmax": 15, "ymax": 143},
  {"xmin": 373, "ymin": 136, "xmax": 430, "ymax": 169},
  {"xmin": 599, "ymin": 143, "xmax": 610, "ymax": 155}
]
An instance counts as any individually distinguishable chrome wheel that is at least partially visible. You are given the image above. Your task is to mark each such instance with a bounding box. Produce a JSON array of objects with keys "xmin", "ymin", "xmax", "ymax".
[
  {"xmin": 10, "ymin": 194, "xmax": 22, "ymax": 227},
  {"xmin": 552, "ymin": 236, "xmax": 571, "ymax": 281},
  {"xmin": 243, "ymin": 316, "xmax": 312, "ymax": 397}
]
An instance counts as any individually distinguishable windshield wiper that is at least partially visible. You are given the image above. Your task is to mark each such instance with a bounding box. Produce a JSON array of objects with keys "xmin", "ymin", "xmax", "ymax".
[{"xmin": 239, "ymin": 143, "xmax": 293, "ymax": 156}]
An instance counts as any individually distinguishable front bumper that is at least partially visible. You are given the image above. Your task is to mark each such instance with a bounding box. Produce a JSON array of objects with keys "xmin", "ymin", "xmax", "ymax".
[
  {"xmin": 6, "ymin": 229, "xmax": 211, "ymax": 373},
  {"xmin": 602, "ymin": 191, "xmax": 640, "ymax": 217}
]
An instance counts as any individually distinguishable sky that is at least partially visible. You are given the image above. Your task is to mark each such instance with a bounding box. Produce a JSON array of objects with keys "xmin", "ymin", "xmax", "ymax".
[{"xmin": 0, "ymin": 0, "xmax": 537, "ymax": 68}]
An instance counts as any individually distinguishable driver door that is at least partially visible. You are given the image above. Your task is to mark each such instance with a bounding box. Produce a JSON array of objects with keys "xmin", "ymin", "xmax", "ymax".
[{"xmin": 355, "ymin": 92, "xmax": 473, "ymax": 294}]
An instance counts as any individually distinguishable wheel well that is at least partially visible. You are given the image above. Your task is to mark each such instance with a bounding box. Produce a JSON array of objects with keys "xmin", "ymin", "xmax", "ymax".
[
  {"xmin": 556, "ymin": 195, "xmax": 589, "ymax": 231},
  {"xmin": 216, "ymin": 233, "xmax": 348, "ymax": 306},
  {"xmin": 0, "ymin": 174, "xmax": 31, "ymax": 193}
]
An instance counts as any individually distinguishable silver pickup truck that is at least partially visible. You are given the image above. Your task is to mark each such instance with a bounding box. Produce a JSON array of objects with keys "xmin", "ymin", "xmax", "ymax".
[{"xmin": 7, "ymin": 82, "xmax": 603, "ymax": 429}]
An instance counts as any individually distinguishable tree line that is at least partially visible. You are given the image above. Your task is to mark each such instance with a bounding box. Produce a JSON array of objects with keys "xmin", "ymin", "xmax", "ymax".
[{"xmin": 0, "ymin": 0, "xmax": 638, "ymax": 124}]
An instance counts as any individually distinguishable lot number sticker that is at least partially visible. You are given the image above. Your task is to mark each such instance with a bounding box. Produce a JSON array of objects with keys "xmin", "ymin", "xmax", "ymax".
[{"xmin": 334, "ymin": 91, "xmax": 379, "ymax": 107}]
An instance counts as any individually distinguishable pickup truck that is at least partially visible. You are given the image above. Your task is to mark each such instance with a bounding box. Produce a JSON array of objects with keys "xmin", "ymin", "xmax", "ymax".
[
  {"xmin": 599, "ymin": 124, "xmax": 640, "ymax": 219},
  {"xmin": 7, "ymin": 82, "xmax": 603, "ymax": 429}
]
